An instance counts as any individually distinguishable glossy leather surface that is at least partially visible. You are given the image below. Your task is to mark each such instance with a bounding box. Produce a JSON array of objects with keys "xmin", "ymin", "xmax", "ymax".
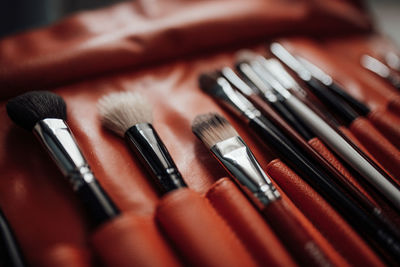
[{"xmin": 0, "ymin": 0, "xmax": 397, "ymax": 266}]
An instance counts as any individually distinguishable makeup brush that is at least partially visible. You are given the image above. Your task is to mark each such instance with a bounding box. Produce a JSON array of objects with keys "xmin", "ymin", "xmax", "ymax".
[
  {"xmin": 361, "ymin": 54, "xmax": 400, "ymax": 90},
  {"xmin": 6, "ymin": 91, "xmax": 120, "ymax": 227},
  {"xmin": 192, "ymin": 113, "xmax": 332, "ymax": 267},
  {"xmin": 97, "ymin": 92, "xmax": 187, "ymax": 193},
  {"xmin": 0, "ymin": 209, "xmax": 26, "ymax": 267},
  {"xmin": 229, "ymin": 57, "xmax": 400, "ymax": 240},
  {"xmin": 198, "ymin": 73, "xmax": 400, "ymax": 260}
]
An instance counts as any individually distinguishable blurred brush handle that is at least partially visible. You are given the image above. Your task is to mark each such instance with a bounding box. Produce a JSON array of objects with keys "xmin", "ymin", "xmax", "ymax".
[
  {"xmin": 262, "ymin": 200, "xmax": 331, "ymax": 267},
  {"xmin": 326, "ymin": 82, "xmax": 370, "ymax": 116},
  {"xmin": 0, "ymin": 210, "xmax": 26, "ymax": 267},
  {"xmin": 283, "ymin": 94, "xmax": 400, "ymax": 210},
  {"xmin": 248, "ymin": 114, "xmax": 400, "ymax": 260},
  {"xmin": 306, "ymin": 78, "xmax": 359, "ymax": 124}
]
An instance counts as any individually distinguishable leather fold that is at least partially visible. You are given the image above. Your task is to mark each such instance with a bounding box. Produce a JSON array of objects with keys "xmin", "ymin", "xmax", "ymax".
[
  {"xmin": 0, "ymin": 0, "xmax": 370, "ymax": 98},
  {"xmin": 266, "ymin": 159, "xmax": 384, "ymax": 267},
  {"xmin": 156, "ymin": 188, "xmax": 257, "ymax": 267},
  {"xmin": 91, "ymin": 213, "xmax": 181, "ymax": 267}
]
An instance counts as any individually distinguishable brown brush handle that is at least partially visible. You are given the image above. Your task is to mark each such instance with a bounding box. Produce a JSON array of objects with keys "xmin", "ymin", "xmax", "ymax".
[{"xmin": 262, "ymin": 200, "xmax": 331, "ymax": 267}]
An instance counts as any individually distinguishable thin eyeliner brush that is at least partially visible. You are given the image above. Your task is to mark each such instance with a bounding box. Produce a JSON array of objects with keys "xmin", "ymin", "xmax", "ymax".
[
  {"xmin": 270, "ymin": 42, "xmax": 360, "ymax": 125},
  {"xmin": 361, "ymin": 55, "xmax": 400, "ymax": 90},
  {"xmin": 297, "ymin": 56, "xmax": 371, "ymax": 116},
  {"xmin": 234, "ymin": 60, "xmax": 314, "ymax": 140},
  {"xmin": 199, "ymin": 73, "xmax": 400, "ymax": 260}
]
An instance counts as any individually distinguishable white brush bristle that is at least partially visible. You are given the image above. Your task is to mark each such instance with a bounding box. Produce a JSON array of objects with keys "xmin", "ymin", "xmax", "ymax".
[
  {"xmin": 97, "ymin": 92, "xmax": 153, "ymax": 137},
  {"xmin": 192, "ymin": 113, "xmax": 238, "ymax": 148},
  {"xmin": 236, "ymin": 50, "xmax": 257, "ymax": 63}
]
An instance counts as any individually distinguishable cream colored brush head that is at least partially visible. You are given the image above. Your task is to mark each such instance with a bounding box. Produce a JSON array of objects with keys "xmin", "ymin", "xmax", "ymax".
[
  {"xmin": 192, "ymin": 113, "xmax": 238, "ymax": 148},
  {"xmin": 97, "ymin": 91, "xmax": 153, "ymax": 137}
]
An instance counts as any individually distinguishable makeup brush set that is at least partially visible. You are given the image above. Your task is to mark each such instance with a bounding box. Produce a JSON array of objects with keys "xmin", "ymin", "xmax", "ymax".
[
  {"xmin": 2, "ymin": 40, "xmax": 400, "ymax": 266},
  {"xmin": 2, "ymin": 0, "xmax": 400, "ymax": 266}
]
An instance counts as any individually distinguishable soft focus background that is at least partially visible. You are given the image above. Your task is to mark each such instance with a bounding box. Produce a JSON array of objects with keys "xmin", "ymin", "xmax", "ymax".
[{"xmin": 0, "ymin": 0, "xmax": 399, "ymax": 45}]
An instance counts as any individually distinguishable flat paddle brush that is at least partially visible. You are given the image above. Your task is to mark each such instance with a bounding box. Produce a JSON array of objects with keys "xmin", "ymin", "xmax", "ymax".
[
  {"xmin": 192, "ymin": 113, "xmax": 332, "ymax": 267},
  {"xmin": 97, "ymin": 92, "xmax": 187, "ymax": 193},
  {"xmin": 6, "ymin": 91, "xmax": 120, "ymax": 227}
]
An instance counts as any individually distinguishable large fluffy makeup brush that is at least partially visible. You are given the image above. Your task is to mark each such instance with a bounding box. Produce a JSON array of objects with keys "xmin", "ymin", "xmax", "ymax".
[
  {"xmin": 97, "ymin": 92, "xmax": 187, "ymax": 193},
  {"xmin": 6, "ymin": 91, "xmax": 120, "ymax": 227},
  {"xmin": 192, "ymin": 113, "xmax": 332, "ymax": 267}
]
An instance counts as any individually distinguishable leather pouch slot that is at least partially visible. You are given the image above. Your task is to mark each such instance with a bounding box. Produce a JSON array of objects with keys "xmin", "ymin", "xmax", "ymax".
[
  {"xmin": 368, "ymin": 109, "xmax": 400, "ymax": 149},
  {"xmin": 308, "ymin": 137, "xmax": 377, "ymax": 205},
  {"xmin": 266, "ymin": 159, "xmax": 384, "ymax": 267},
  {"xmin": 155, "ymin": 188, "xmax": 257, "ymax": 267},
  {"xmin": 91, "ymin": 213, "xmax": 181, "ymax": 267},
  {"xmin": 349, "ymin": 117, "xmax": 400, "ymax": 180},
  {"xmin": 205, "ymin": 177, "xmax": 297, "ymax": 267}
]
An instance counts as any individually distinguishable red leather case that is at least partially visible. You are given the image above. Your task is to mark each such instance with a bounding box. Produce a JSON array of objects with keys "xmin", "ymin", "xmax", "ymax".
[{"xmin": 0, "ymin": 0, "xmax": 398, "ymax": 266}]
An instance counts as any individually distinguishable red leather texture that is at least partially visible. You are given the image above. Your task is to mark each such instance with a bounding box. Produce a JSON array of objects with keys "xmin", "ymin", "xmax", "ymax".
[
  {"xmin": 266, "ymin": 159, "xmax": 384, "ymax": 267},
  {"xmin": 349, "ymin": 117, "xmax": 400, "ymax": 180},
  {"xmin": 368, "ymin": 109, "xmax": 400, "ymax": 149},
  {"xmin": 156, "ymin": 188, "xmax": 256, "ymax": 267},
  {"xmin": 0, "ymin": 0, "xmax": 398, "ymax": 266},
  {"xmin": 308, "ymin": 137, "xmax": 377, "ymax": 205},
  {"xmin": 34, "ymin": 245, "xmax": 91, "ymax": 267},
  {"xmin": 205, "ymin": 178, "xmax": 297, "ymax": 267},
  {"xmin": 91, "ymin": 213, "xmax": 181, "ymax": 267}
]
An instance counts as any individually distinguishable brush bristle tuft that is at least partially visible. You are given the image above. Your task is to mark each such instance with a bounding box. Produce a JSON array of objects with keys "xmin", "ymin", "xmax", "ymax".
[
  {"xmin": 192, "ymin": 113, "xmax": 238, "ymax": 148},
  {"xmin": 97, "ymin": 91, "xmax": 153, "ymax": 137},
  {"xmin": 6, "ymin": 91, "xmax": 67, "ymax": 130}
]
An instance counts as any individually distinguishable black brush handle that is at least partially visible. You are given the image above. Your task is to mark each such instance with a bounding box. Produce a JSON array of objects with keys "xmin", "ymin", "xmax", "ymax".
[
  {"xmin": 327, "ymin": 83, "xmax": 370, "ymax": 116},
  {"xmin": 125, "ymin": 123, "xmax": 187, "ymax": 194},
  {"xmin": 248, "ymin": 115, "xmax": 400, "ymax": 260},
  {"xmin": 0, "ymin": 209, "xmax": 26, "ymax": 267},
  {"xmin": 306, "ymin": 78, "xmax": 359, "ymax": 125},
  {"xmin": 270, "ymin": 98, "xmax": 314, "ymax": 140},
  {"xmin": 75, "ymin": 179, "xmax": 120, "ymax": 227}
]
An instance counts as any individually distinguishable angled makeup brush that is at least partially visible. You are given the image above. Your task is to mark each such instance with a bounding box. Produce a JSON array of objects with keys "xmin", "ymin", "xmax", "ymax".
[
  {"xmin": 0, "ymin": 209, "xmax": 26, "ymax": 267},
  {"xmin": 97, "ymin": 92, "xmax": 187, "ymax": 193},
  {"xmin": 198, "ymin": 74, "xmax": 400, "ymax": 260},
  {"xmin": 6, "ymin": 91, "xmax": 120, "ymax": 227},
  {"xmin": 361, "ymin": 54, "xmax": 400, "ymax": 90},
  {"xmin": 192, "ymin": 113, "xmax": 332, "ymax": 267}
]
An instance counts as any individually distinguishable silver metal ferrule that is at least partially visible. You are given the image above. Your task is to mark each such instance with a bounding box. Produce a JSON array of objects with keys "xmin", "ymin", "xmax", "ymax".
[
  {"xmin": 213, "ymin": 76, "xmax": 261, "ymax": 121},
  {"xmin": 33, "ymin": 118, "xmax": 94, "ymax": 191},
  {"xmin": 211, "ymin": 136, "xmax": 280, "ymax": 207}
]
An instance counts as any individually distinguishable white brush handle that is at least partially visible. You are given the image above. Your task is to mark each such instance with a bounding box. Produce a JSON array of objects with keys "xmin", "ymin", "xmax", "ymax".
[{"xmin": 284, "ymin": 95, "xmax": 400, "ymax": 210}]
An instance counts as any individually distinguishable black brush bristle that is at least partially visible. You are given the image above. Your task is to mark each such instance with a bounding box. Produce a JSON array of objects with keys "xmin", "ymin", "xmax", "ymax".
[{"xmin": 6, "ymin": 91, "xmax": 67, "ymax": 131}]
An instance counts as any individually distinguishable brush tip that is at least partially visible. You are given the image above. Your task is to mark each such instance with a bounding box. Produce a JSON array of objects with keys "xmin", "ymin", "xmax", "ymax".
[
  {"xmin": 6, "ymin": 91, "xmax": 67, "ymax": 131},
  {"xmin": 192, "ymin": 113, "xmax": 238, "ymax": 148},
  {"xmin": 97, "ymin": 91, "xmax": 153, "ymax": 137}
]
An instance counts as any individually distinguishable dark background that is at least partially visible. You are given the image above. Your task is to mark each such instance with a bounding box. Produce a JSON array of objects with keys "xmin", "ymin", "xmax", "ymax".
[{"xmin": 0, "ymin": 0, "xmax": 399, "ymax": 45}]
